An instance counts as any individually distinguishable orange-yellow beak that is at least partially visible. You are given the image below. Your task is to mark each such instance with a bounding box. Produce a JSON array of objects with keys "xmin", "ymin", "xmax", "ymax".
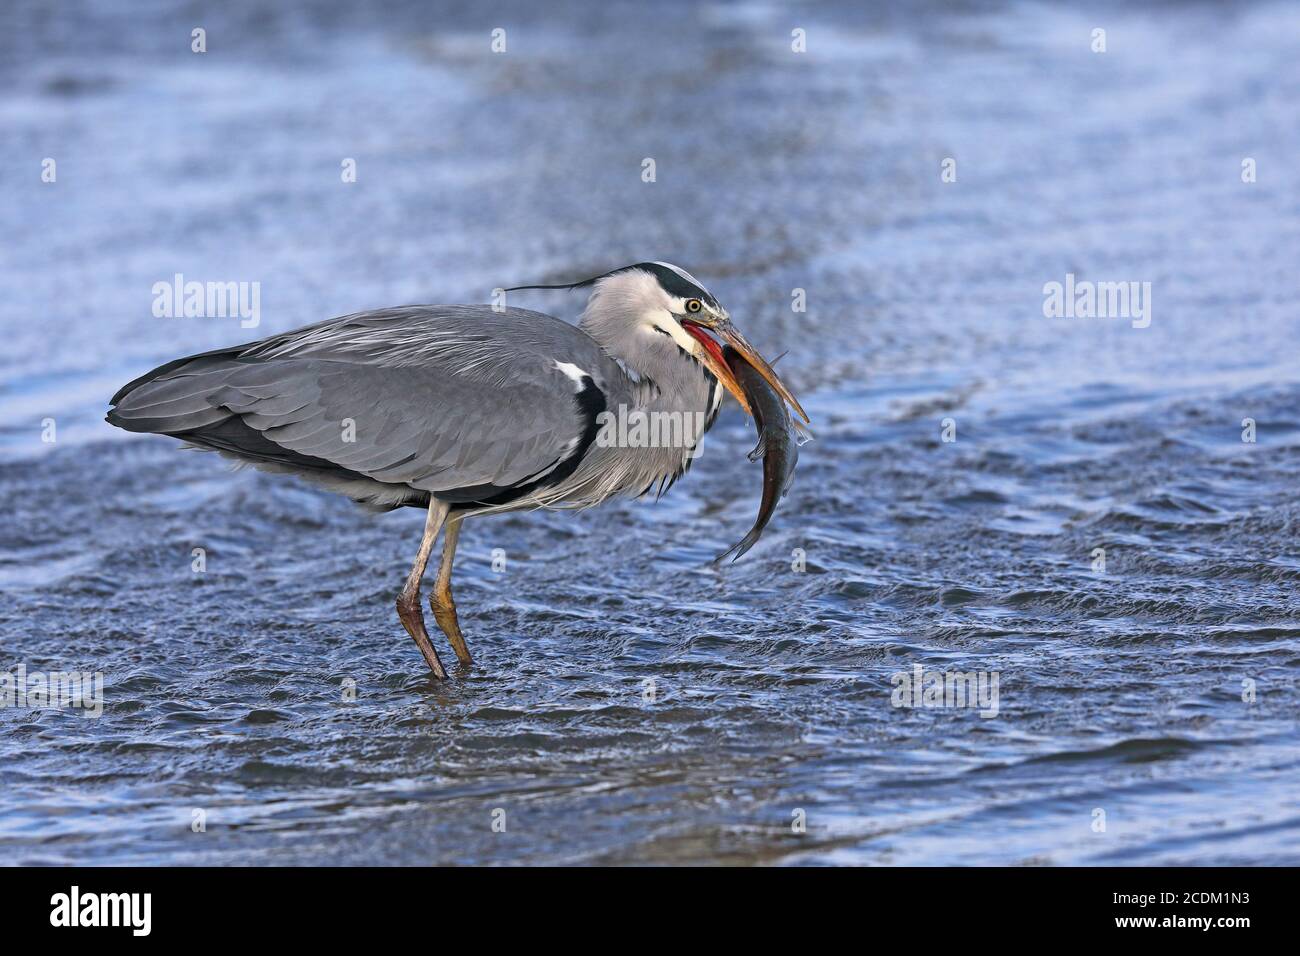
[{"xmin": 682, "ymin": 318, "xmax": 809, "ymax": 424}]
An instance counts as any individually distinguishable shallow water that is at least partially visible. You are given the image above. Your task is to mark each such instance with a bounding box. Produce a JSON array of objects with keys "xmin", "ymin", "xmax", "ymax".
[{"xmin": 2, "ymin": 0, "xmax": 1299, "ymax": 865}]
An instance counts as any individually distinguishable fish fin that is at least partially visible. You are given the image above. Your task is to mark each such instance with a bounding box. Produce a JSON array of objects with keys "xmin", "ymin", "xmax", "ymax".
[{"xmin": 746, "ymin": 434, "xmax": 768, "ymax": 463}]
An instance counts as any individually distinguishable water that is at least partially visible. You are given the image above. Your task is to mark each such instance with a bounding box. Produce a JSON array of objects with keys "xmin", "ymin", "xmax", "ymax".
[{"xmin": 2, "ymin": 0, "xmax": 1299, "ymax": 865}]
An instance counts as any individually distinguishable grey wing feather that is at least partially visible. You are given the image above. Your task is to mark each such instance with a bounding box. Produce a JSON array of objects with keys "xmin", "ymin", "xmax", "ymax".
[{"xmin": 107, "ymin": 306, "xmax": 624, "ymax": 504}]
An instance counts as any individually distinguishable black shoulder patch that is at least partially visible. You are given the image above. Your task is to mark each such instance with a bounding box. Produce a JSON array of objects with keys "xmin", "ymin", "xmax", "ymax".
[{"xmin": 444, "ymin": 376, "xmax": 606, "ymax": 509}]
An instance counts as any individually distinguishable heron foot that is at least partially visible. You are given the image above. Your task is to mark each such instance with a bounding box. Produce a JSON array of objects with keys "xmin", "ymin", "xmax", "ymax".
[
  {"xmin": 431, "ymin": 587, "xmax": 472, "ymax": 665},
  {"xmin": 396, "ymin": 591, "xmax": 449, "ymax": 679}
]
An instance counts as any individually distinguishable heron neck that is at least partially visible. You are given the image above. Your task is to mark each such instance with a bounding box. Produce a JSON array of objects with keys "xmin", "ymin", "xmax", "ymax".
[{"xmin": 579, "ymin": 309, "xmax": 719, "ymax": 417}]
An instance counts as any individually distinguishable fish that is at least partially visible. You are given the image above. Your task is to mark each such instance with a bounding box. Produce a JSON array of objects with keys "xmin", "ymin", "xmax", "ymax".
[{"xmin": 714, "ymin": 344, "xmax": 811, "ymax": 563}]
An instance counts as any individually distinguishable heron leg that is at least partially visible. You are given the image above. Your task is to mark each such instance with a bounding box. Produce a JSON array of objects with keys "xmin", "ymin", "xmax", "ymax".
[
  {"xmin": 430, "ymin": 515, "xmax": 472, "ymax": 664},
  {"xmin": 396, "ymin": 498, "xmax": 450, "ymax": 679}
]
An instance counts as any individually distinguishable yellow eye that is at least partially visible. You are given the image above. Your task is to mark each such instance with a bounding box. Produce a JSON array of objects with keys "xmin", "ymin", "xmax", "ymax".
[{"xmin": 685, "ymin": 298, "xmax": 703, "ymax": 314}]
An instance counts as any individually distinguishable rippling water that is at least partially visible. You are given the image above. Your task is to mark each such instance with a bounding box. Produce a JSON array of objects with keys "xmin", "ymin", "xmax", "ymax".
[{"xmin": 3, "ymin": 0, "xmax": 1299, "ymax": 865}]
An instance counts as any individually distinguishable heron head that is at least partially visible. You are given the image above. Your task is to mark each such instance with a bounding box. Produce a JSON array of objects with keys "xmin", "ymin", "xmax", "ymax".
[{"xmin": 509, "ymin": 262, "xmax": 808, "ymax": 423}]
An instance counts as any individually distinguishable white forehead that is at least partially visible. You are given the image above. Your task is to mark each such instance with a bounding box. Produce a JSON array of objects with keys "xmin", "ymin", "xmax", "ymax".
[
  {"xmin": 590, "ymin": 268, "xmax": 672, "ymax": 307},
  {"xmin": 650, "ymin": 261, "xmax": 708, "ymax": 294},
  {"xmin": 589, "ymin": 262, "xmax": 720, "ymax": 313}
]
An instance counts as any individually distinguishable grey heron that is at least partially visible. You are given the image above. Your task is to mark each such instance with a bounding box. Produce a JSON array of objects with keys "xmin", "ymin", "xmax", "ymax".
[{"xmin": 107, "ymin": 262, "xmax": 808, "ymax": 678}]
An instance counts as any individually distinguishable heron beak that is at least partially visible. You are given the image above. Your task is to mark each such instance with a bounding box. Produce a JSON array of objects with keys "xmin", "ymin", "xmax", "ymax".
[
  {"xmin": 683, "ymin": 318, "xmax": 809, "ymax": 424},
  {"xmin": 682, "ymin": 320, "xmax": 752, "ymax": 416}
]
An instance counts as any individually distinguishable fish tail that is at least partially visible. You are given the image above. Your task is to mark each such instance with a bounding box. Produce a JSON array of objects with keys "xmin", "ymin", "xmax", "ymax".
[{"xmin": 712, "ymin": 529, "xmax": 761, "ymax": 565}]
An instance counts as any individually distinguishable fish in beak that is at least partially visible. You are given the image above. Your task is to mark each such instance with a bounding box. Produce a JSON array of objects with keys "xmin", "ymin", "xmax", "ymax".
[{"xmin": 681, "ymin": 317, "xmax": 810, "ymax": 424}]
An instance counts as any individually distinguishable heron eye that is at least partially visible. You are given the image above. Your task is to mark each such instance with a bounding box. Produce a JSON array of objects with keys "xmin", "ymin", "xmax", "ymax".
[{"xmin": 685, "ymin": 298, "xmax": 703, "ymax": 314}]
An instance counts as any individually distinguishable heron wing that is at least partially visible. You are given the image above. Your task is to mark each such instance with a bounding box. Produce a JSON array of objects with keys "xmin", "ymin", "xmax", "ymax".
[{"xmin": 107, "ymin": 306, "xmax": 619, "ymax": 502}]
